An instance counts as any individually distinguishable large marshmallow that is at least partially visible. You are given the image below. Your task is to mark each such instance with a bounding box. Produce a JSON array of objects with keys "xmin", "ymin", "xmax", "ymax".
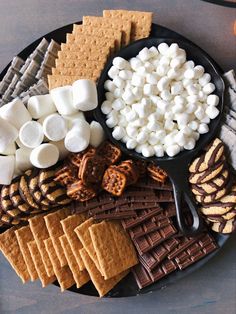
[
  {"xmin": 0, "ymin": 98, "xmax": 31, "ymax": 129},
  {"xmin": 15, "ymin": 147, "xmax": 33, "ymax": 172},
  {"xmin": 30, "ymin": 143, "xmax": 59, "ymax": 168},
  {"xmin": 89, "ymin": 121, "xmax": 106, "ymax": 147},
  {"xmin": 0, "ymin": 117, "xmax": 18, "ymax": 152},
  {"xmin": 19, "ymin": 121, "xmax": 44, "ymax": 148},
  {"xmin": 50, "ymin": 85, "xmax": 77, "ymax": 115},
  {"xmin": 62, "ymin": 112, "xmax": 85, "ymax": 129},
  {"xmin": 64, "ymin": 120, "xmax": 90, "ymax": 152},
  {"xmin": 27, "ymin": 94, "xmax": 57, "ymax": 119},
  {"xmin": 0, "ymin": 155, "xmax": 15, "ymax": 185},
  {"xmin": 0, "ymin": 141, "xmax": 16, "ymax": 155},
  {"xmin": 49, "ymin": 140, "xmax": 69, "ymax": 160},
  {"xmin": 72, "ymin": 79, "xmax": 98, "ymax": 111},
  {"xmin": 43, "ymin": 113, "xmax": 67, "ymax": 141}
]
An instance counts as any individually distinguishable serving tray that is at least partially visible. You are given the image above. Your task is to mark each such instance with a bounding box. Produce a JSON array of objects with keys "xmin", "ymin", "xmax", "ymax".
[{"xmin": 0, "ymin": 22, "xmax": 229, "ymax": 297}]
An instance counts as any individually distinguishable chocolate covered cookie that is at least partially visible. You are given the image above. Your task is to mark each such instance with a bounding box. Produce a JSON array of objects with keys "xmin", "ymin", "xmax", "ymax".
[
  {"xmin": 19, "ymin": 170, "xmax": 41, "ymax": 211},
  {"xmin": 9, "ymin": 177, "xmax": 32, "ymax": 214},
  {"xmin": 189, "ymin": 159, "xmax": 225, "ymax": 184},
  {"xmin": 211, "ymin": 218, "xmax": 236, "ymax": 234}
]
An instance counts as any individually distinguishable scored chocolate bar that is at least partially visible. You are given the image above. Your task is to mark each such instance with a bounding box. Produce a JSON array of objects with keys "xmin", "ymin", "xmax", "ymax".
[
  {"xmin": 135, "ymin": 177, "xmax": 173, "ymax": 191},
  {"xmin": 132, "ymin": 224, "xmax": 177, "ymax": 255},
  {"xmin": 93, "ymin": 208, "xmax": 137, "ymax": 220}
]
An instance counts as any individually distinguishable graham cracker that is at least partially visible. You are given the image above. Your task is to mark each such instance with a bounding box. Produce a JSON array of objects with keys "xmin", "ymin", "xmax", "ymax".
[
  {"xmin": 83, "ymin": 16, "xmax": 131, "ymax": 46},
  {"xmin": 73, "ymin": 24, "xmax": 122, "ymax": 50},
  {"xmin": 103, "ymin": 9, "xmax": 153, "ymax": 41},
  {"xmin": 44, "ymin": 207, "xmax": 71, "ymax": 267},
  {"xmin": 27, "ymin": 240, "xmax": 56, "ymax": 287},
  {"xmin": 80, "ymin": 248, "xmax": 128, "ymax": 297},
  {"xmin": 58, "ymin": 45, "xmax": 110, "ymax": 62},
  {"xmin": 44, "ymin": 237, "xmax": 75, "ymax": 292},
  {"xmin": 59, "ymin": 235, "xmax": 90, "ymax": 288},
  {"xmin": 75, "ymin": 218, "xmax": 102, "ymax": 274},
  {"xmin": 60, "ymin": 214, "xmax": 87, "ymax": 271},
  {"xmin": 89, "ymin": 221, "xmax": 138, "ymax": 280},
  {"xmin": 51, "ymin": 67, "xmax": 101, "ymax": 78},
  {"xmin": 29, "ymin": 213, "xmax": 54, "ymax": 277},
  {"xmin": 15, "ymin": 226, "xmax": 38, "ymax": 281},
  {"xmin": 55, "ymin": 59, "xmax": 105, "ymax": 71},
  {"xmin": 66, "ymin": 33, "xmax": 115, "ymax": 52},
  {"xmin": 0, "ymin": 227, "xmax": 30, "ymax": 283},
  {"xmin": 48, "ymin": 75, "xmax": 97, "ymax": 90}
]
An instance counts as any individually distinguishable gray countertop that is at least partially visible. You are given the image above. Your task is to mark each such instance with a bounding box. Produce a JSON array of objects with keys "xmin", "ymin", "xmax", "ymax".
[{"xmin": 0, "ymin": 1, "xmax": 235, "ymax": 313}]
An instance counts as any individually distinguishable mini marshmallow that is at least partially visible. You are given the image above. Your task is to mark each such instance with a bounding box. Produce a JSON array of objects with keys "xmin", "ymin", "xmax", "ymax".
[
  {"xmin": 0, "ymin": 117, "xmax": 18, "ymax": 152},
  {"xmin": 126, "ymin": 139, "xmax": 137, "ymax": 150},
  {"xmin": 182, "ymin": 60, "xmax": 195, "ymax": 69},
  {"xmin": 49, "ymin": 140, "xmax": 68, "ymax": 160},
  {"xmin": 159, "ymin": 56, "xmax": 170, "ymax": 66},
  {"xmin": 105, "ymin": 92, "xmax": 115, "ymax": 102},
  {"xmin": 167, "ymin": 68, "xmax": 179, "ymax": 79},
  {"xmin": 199, "ymin": 73, "xmax": 211, "ymax": 86},
  {"xmin": 104, "ymin": 80, "xmax": 116, "ymax": 92},
  {"xmin": 27, "ymin": 94, "xmax": 56, "ymax": 119},
  {"xmin": 143, "ymin": 84, "xmax": 156, "ymax": 96},
  {"xmin": 175, "ymin": 113, "xmax": 190, "ymax": 127},
  {"xmin": 65, "ymin": 120, "xmax": 90, "ymax": 152},
  {"xmin": 0, "ymin": 98, "xmax": 32, "ymax": 129},
  {"xmin": 188, "ymin": 121, "xmax": 199, "ymax": 131},
  {"xmin": 193, "ymin": 65, "xmax": 204, "ymax": 79},
  {"xmin": 113, "ymin": 76, "xmax": 125, "ymax": 89},
  {"xmin": 126, "ymin": 109, "xmax": 138, "ymax": 122},
  {"xmin": 101, "ymin": 100, "xmax": 112, "ymax": 115},
  {"xmin": 146, "ymin": 73, "xmax": 159, "ymax": 85},
  {"xmin": 15, "ymin": 147, "xmax": 33, "ymax": 172},
  {"xmin": 144, "ymin": 61, "xmax": 155, "ymax": 72},
  {"xmin": 19, "ymin": 121, "xmax": 44, "ymax": 148},
  {"xmin": 158, "ymin": 43, "xmax": 169, "ymax": 55},
  {"xmin": 172, "ymin": 103, "xmax": 184, "ymax": 114},
  {"xmin": 187, "ymin": 95, "xmax": 199, "ymax": 103},
  {"xmin": 180, "ymin": 126, "xmax": 193, "ymax": 136},
  {"xmin": 30, "ymin": 143, "xmax": 59, "ymax": 168},
  {"xmin": 50, "ymin": 85, "xmax": 76, "ymax": 115},
  {"xmin": 174, "ymin": 132, "xmax": 187, "ymax": 147},
  {"xmin": 171, "ymin": 81, "xmax": 183, "ymax": 95},
  {"xmin": 207, "ymin": 94, "xmax": 219, "ymax": 106},
  {"xmin": 184, "ymin": 138, "xmax": 196, "ymax": 150},
  {"xmin": 117, "ymin": 114, "xmax": 128, "ymax": 127},
  {"xmin": 156, "ymin": 64, "xmax": 168, "ymax": 76},
  {"xmin": 149, "ymin": 46, "xmax": 159, "ymax": 57},
  {"xmin": 119, "ymin": 70, "xmax": 132, "ymax": 80},
  {"xmin": 142, "ymin": 145, "xmax": 155, "ymax": 157},
  {"xmin": 166, "ymin": 144, "xmax": 181, "ymax": 157},
  {"xmin": 170, "ymin": 57, "xmax": 182, "ymax": 69},
  {"xmin": 174, "ymin": 95, "xmax": 185, "ymax": 106},
  {"xmin": 112, "ymin": 98, "xmax": 125, "ymax": 111},
  {"xmin": 138, "ymin": 47, "xmax": 151, "ymax": 61},
  {"xmin": 113, "ymin": 57, "xmax": 130, "ymax": 70},
  {"xmin": 106, "ymin": 116, "xmax": 118, "ymax": 128},
  {"xmin": 62, "ymin": 112, "xmax": 85, "ymax": 129},
  {"xmin": 113, "ymin": 88, "xmax": 123, "ymax": 99},
  {"xmin": 198, "ymin": 123, "xmax": 209, "ymax": 134},
  {"xmin": 164, "ymin": 120, "xmax": 176, "ymax": 131},
  {"xmin": 201, "ymin": 115, "xmax": 210, "ymax": 124},
  {"xmin": 157, "ymin": 77, "xmax": 170, "ymax": 91},
  {"xmin": 153, "ymin": 145, "xmax": 164, "ymax": 157},
  {"xmin": 136, "ymin": 131, "xmax": 149, "ymax": 144},
  {"xmin": 0, "ymin": 155, "xmax": 15, "ymax": 185},
  {"xmin": 194, "ymin": 106, "xmax": 205, "ymax": 120},
  {"xmin": 126, "ymin": 125, "xmax": 138, "ymax": 138},
  {"xmin": 148, "ymin": 132, "xmax": 159, "ymax": 145},
  {"xmin": 72, "ymin": 79, "xmax": 98, "ymax": 111},
  {"xmin": 160, "ymin": 90, "xmax": 172, "ymax": 101},
  {"xmin": 112, "ymin": 126, "xmax": 126, "ymax": 140},
  {"xmin": 0, "ymin": 141, "xmax": 16, "ymax": 155},
  {"xmin": 206, "ymin": 106, "xmax": 220, "ymax": 119},
  {"xmin": 43, "ymin": 113, "xmax": 67, "ymax": 141},
  {"xmin": 122, "ymin": 90, "xmax": 136, "ymax": 105},
  {"xmin": 185, "ymin": 103, "xmax": 197, "ymax": 114},
  {"xmin": 108, "ymin": 66, "xmax": 119, "ymax": 79},
  {"xmin": 203, "ymin": 82, "xmax": 215, "ymax": 95},
  {"xmin": 130, "ymin": 57, "xmax": 143, "ymax": 71},
  {"xmin": 131, "ymin": 73, "xmax": 145, "ymax": 87},
  {"xmin": 89, "ymin": 121, "xmax": 106, "ymax": 147}
]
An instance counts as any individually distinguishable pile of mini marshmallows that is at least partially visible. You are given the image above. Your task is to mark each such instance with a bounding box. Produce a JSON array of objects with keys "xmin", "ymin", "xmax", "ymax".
[
  {"xmin": 101, "ymin": 43, "xmax": 220, "ymax": 158},
  {"xmin": 0, "ymin": 79, "xmax": 105, "ymax": 185}
]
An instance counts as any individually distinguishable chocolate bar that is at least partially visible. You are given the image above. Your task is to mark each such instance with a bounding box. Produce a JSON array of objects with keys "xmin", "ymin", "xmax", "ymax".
[
  {"xmin": 135, "ymin": 177, "xmax": 173, "ymax": 191},
  {"xmin": 93, "ymin": 208, "xmax": 137, "ymax": 220},
  {"xmin": 132, "ymin": 224, "xmax": 177, "ymax": 255},
  {"xmin": 167, "ymin": 235, "xmax": 203, "ymax": 260},
  {"xmin": 122, "ymin": 207, "xmax": 163, "ymax": 229}
]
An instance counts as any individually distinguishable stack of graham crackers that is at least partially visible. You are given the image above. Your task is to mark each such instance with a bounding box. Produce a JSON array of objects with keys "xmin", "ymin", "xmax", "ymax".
[
  {"xmin": 48, "ymin": 10, "xmax": 153, "ymax": 90},
  {"xmin": 0, "ymin": 207, "xmax": 138, "ymax": 297}
]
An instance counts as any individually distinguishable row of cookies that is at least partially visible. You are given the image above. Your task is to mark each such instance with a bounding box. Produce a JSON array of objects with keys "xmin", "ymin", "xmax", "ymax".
[
  {"xmin": 0, "ymin": 167, "xmax": 71, "ymax": 226},
  {"xmin": 189, "ymin": 138, "xmax": 236, "ymax": 233},
  {"xmin": 0, "ymin": 207, "xmax": 138, "ymax": 297},
  {"xmin": 48, "ymin": 9, "xmax": 153, "ymax": 89}
]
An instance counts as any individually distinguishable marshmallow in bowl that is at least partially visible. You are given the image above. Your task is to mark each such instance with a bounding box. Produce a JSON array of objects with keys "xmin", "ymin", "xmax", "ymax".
[
  {"xmin": 72, "ymin": 79, "xmax": 98, "ymax": 111},
  {"xmin": 15, "ymin": 147, "xmax": 33, "ymax": 172},
  {"xmin": 50, "ymin": 85, "xmax": 77, "ymax": 115},
  {"xmin": 0, "ymin": 155, "xmax": 15, "ymax": 185},
  {"xmin": 0, "ymin": 98, "xmax": 32, "ymax": 129},
  {"xmin": 27, "ymin": 94, "xmax": 57, "ymax": 119},
  {"xmin": 19, "ymin": 121, "xmax": 44, "ymax": 148},
  {"xmin": 30, "ymin": 143, "xmax": 59, "ymax": 168},
  {"xmin": 89, "ymin": 121, "xmax": 106, "ymax": 147},
  {"xmin": 43, "ymin": 113, "xmax": 68, "ymax": 141},
  {"xmin": 102, "ymin": 43, "xmax": 219, "ymax": 157},
  {"xmin": 64, "ymin": 120, "xmax": 90, "ymax": 152},
  {"xmin": 0, "ymin": 117, "xmax": 18, "ymax": 152}
]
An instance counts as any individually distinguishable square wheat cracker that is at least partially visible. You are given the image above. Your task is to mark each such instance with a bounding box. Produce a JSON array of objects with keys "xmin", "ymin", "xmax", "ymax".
[
  {"xmin": 103, "ymin": 9, "xmax": 153, "ymax": 41},
  {"xmin": 0, "ymin": 227, "xmax": 30, "ymax": 283},
  {"xmin": 44, "ymin": 207, "xmax": 71, "ymax": 267},
  {"xmin": 44, "ymin": 237, "xmax": 75, "ymax": 292},
  {"xmin": 75, "ymin": 218, "xmax": 103, "ymax": 274},
  {"xmin": 59, "ymin": 235, "xmax": 90, "ymax": 288},
  {"xmin": 83, "ymin": 16, "xmax": 131, "ymax": 46},
  {"xmin": 29, "ymin": 213, "xmax": 55, "ymax": 277},
  {"xmin": 52, "ymin": 67, "xmax": 101, "ymax": 78},
  {"xmin": 28, "ymin": 240, "xmax": 56, "ymax": 287},
  {"xmin": 58, "ymin": 44, "xmax": 110, "ymax": 61},
  {"xmin": 60, "ymin": 214, "xmax": 87, "ymax": 270},
  {"xmin": 89, "ymin": 221, "xmax": 138, "ymax": 280},
  {"xmin": 15, "ymin": 226, "xmax": 38, "ymax": 281},
  {"xmin": 80, "ymin": 248, "xmax": 128, "ymax": 297}
]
